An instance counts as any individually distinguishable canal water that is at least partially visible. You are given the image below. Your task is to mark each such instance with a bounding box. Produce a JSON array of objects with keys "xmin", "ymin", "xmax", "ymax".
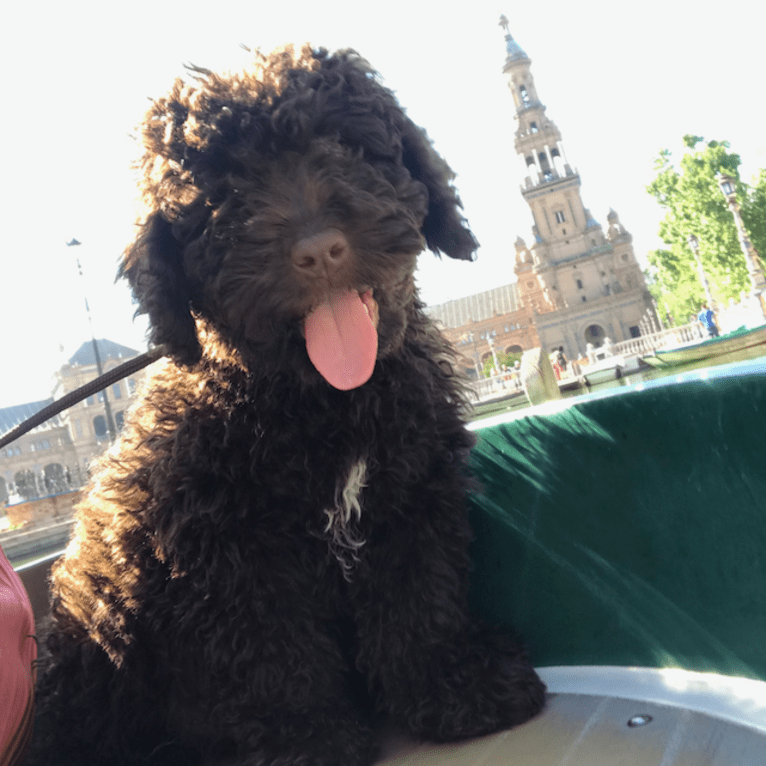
[{"xmin": 472, "ymin": 343, "xmax": 766, "ymax": 422}]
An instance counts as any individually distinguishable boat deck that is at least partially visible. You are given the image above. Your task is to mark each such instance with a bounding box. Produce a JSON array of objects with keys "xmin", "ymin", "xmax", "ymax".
[
  {"xmin": 376, "ymin": 667, "xmax": 766, "ymax": 765},
  {"xmin": 377, "ymin": 694, "xmax": 766, "ymax": 765}
]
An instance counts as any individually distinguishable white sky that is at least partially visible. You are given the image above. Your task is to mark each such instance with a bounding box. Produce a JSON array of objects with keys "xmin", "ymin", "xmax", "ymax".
[{"xmin": 2, "ymin": 0, "xmax": 765, "ymax": 407}]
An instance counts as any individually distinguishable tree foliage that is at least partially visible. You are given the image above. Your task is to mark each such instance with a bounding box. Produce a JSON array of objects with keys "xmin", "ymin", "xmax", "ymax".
[
  {"xmin": 742, "ymin": 168, "xmax": 766, "ymax": 258},
  {"xmin": 646, "ymin": 136, "xmax": 762, "ymax": 321},
  {"xmin": 482, "ymin": 351, "xmax": 522, "ymax": 378}
]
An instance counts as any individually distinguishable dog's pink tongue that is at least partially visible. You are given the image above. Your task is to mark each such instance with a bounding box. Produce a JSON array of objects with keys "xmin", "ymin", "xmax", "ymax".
[{"xmin": 304, "ymin": 291, "xmax": 378, "ymax": 390}]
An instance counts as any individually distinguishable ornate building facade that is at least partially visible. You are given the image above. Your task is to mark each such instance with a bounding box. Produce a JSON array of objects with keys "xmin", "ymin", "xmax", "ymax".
[
  {"xmin": 0, "ymin": 340, "xmax": 147, "ymax": 504},
  {"xmin": 428, "ymin": 21, "xmax": 654, "ymax": 373}
]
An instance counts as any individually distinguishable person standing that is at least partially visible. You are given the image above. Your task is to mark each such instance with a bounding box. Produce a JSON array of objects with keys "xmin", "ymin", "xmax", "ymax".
[{"xmin": 697, "ymin": 302, "xmax": 719, "ymax": 338}]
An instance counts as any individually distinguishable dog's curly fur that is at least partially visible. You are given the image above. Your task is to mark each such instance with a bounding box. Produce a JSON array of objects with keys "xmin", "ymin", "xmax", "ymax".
[{"xmin": 28, "ymin": 46, "xmax": 545, "ymax": 766}]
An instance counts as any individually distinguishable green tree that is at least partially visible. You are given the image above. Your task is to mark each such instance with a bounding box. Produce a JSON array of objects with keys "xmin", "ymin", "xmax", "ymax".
[
  {"xmin": 742, "ymin": 168, "xmax": 766, "ymax": 259},
  {"xmin": 482, "ymin": 351, "xmax": 522, "ymax": 378},
  {"xmin": 646, "ymin": 136, "xmax": 757, "ymax": 321}
]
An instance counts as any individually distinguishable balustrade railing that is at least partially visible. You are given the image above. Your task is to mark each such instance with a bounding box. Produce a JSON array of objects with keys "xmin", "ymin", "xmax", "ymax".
[
  {"xmin": 470, "ymin": 371, "xmax": 525, "ymax": 401},
  {"xmin": 467, "ymin": 319, "xmax": 730, "ymax": 402},
  {"xmin": 607, "ymin": 321, "xmax": 706, "ymax": 357}
]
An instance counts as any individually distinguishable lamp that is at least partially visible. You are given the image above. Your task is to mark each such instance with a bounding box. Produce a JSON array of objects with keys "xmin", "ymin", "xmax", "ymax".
[
  {"xmin": 715, "ymin": 174, "xmax": 766, "ymax": 316},
  {"xmin": 716, "ymin": 173, "xmax": 736, "ymax": 198}
]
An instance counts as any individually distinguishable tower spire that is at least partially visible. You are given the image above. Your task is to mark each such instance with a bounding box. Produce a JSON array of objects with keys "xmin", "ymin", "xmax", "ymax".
[
  {"xmin": 498, "ymin": 18, "xmax": 653, "ymax": 358},
  {"xmin": 499, "ymin": 18, "xmax": 568, "ymax": 190}
]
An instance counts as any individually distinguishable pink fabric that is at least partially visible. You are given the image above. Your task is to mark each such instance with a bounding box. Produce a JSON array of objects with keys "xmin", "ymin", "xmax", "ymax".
[{"xmin": 0, "ymin": 545, "xmax": 37, "ymax": 765}]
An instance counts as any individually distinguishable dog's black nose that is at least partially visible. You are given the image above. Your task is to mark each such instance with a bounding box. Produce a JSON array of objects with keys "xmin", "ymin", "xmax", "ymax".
[{"xmin": 292, "ymin": 229, "xmax": 350, "ymax": 277}]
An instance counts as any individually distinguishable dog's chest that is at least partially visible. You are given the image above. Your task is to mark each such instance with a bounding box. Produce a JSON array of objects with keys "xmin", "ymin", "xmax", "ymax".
[{"xmin": 323, "ymin": 458, "xmax": 368, "ymax": 580}]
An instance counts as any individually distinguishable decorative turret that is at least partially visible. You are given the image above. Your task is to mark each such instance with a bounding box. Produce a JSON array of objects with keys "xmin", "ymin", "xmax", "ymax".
[
  {"xmin": 606, "ymin": 208, "xmax": 629, "ymax": 242},
  {"xmin": 500, "ymin": 15, "xmax": 572, "ymax": 190},
  {"xmin": 514, "ymin": 236, "xmax": 532, "ymax": 267}
]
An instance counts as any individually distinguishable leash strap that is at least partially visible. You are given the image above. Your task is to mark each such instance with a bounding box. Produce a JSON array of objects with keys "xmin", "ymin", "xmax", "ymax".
[{"xmin": 0, "ymin": 345, "xmax": 167, "ymax": 451}]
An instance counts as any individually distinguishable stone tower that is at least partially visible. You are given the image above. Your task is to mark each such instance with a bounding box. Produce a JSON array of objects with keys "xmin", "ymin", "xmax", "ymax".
[{"xmin": 500, "ymin": 16, "xmax": 653, "ymax": 358}]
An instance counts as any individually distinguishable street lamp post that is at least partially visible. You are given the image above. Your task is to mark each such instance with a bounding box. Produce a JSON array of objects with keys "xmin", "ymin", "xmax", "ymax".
[
  {"xmin": 467, "ymin": 332, "xmax": 481, "ymax": 378},
  {"xmin": 66, "ymin": 238, "xmax": 117, "ymax": 442},
  {"xmin": 487, "ymin": 335, "xmax": 499, "ymax": 373},
  {"xmin": 716, "ymin": 173, "xmax": 766, "ymax": 317},
  {"xmin": 687, "ymin": 234, "xmax": 715, "ymax": 308}
]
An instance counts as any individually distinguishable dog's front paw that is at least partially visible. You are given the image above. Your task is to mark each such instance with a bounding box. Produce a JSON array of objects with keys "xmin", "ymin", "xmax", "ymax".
[{"xmin": 395, "ymin": 629, "xmax": 546, "ymax": 743}]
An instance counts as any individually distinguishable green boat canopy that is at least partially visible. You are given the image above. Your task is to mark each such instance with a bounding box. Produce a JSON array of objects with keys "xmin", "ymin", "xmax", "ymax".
[{"xmin": 467, "ymin": 365, "xmax": 766, "ymax": 680}]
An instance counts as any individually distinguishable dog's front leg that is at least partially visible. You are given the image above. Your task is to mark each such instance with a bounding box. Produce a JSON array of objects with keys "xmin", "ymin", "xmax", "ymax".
[
  {"xmin": 157, "ymin": 560, "xmax": 381, "ymax": 766},
  {"xmin": 351, "ymin": 476, "xmax": 545, "ymax": 742}
]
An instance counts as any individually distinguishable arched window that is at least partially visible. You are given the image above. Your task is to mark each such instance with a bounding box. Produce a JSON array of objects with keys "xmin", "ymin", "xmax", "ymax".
[
  {"xmin": 538, "ymin": 152, "xmax": 552, "ymax": 181},
  {"xmin": 519, "ymin": 85, "xmax": 530, "ymax": 106},
  {"xmin": 93, "ymin": 415, "xmax": 108, "ymax": 439},
  {"xmin": 14, "ymin": 469, "xmax": 38, "ymax": 500},
  {"xmin": 44, "ymin": 463, "xmax": 67, "ymax": 494},
  {"xmin": 530, "ymin": 121, "xmax": 538, "ymax": 133},
  {"xmin": 584, "ymin": 324, "xmax": 606, "ymax": 347}
]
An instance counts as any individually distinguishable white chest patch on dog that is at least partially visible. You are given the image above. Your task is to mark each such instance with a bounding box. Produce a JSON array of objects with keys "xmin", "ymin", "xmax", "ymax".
[{"xmin": 324, "ymin": 459, "xmax": 367, "ymax": 580}]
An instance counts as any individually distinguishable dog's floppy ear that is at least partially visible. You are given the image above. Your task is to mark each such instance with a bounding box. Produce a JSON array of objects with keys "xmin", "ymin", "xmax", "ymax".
[
  {"xmin": 120, "ymin": 211, "xmax": 202, "ymax": 366},
  {"xmin": 400, "ymin": 122, "xmax": 478, "ymax": 261}
]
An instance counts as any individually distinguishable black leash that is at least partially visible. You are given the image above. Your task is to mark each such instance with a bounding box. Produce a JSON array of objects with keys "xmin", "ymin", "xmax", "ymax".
[{"xmin": 0, "ymin": 345, "xmax": 168, "ymax": 451}]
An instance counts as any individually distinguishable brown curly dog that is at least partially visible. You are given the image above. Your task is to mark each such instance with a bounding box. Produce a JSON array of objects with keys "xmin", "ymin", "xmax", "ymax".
[{"xmin": 28, "ymin": 45, "xmax": 544, "ymax": 766}]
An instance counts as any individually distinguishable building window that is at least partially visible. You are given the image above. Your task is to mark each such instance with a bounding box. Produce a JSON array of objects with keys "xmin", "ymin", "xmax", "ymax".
[
  {"xmin": 127, "ymin": 378, "xmax": 137, "ymax": 394},
  {"xmin": 576, "ymin": 279, "xmax": 584, "ymax": 289},
  {"xmin": 582, "ymin": 296, "xmax": 587, "ymax": 302},
  {"xmin": 555, "ymin": 211, "xmax": 566, "ymax": 224},
  {"xmin": 97, "ymin": 391, "xmax": 105, "ymax": 403},
  {"xmin": 75, "ymin": 420, "xmax": 84, "ymax": 438},
  {"xmin": 115, "ymin": 411, "xmax": 125, "ymax": 430},
  {"xmin": 93, "ymin": 416, "xmax": 108, "ymax": 439},
  {"xmin": 112, "ymin": 383, "xmax": 122, "ymax": 399},
  {"xmin": 530, "ymin": 121, "xmax": 538, "ymax": 133},
  {"xmin": 85, "ymin": 395, "xmax": 95, "ymax": 406},
  {"xmin": 519, "ymin": 85, "xmax": 530, "ymax": 106}
]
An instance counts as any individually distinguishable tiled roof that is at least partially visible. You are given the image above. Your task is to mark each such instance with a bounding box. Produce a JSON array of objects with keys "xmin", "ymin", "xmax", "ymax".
[
  {"xmin": 68, "ymin": 339, "xmax": 140, "ymax": 366},
  {"xmin": 505, "ymin": 35, "xmax": 529, "ymax": 64},
  {"xmin": 426, "ymin": 284, "xmax": 520, "ymax": 328},
  {"xmin": 0, "ymin": 400, "xmax": 58, "ymax": 437}
]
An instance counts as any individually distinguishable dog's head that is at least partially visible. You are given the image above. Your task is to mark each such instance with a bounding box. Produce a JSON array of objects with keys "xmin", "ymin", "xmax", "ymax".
[{"xmin": 122, "ymin": 45, "xmax": 476, "ymax": 389}]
